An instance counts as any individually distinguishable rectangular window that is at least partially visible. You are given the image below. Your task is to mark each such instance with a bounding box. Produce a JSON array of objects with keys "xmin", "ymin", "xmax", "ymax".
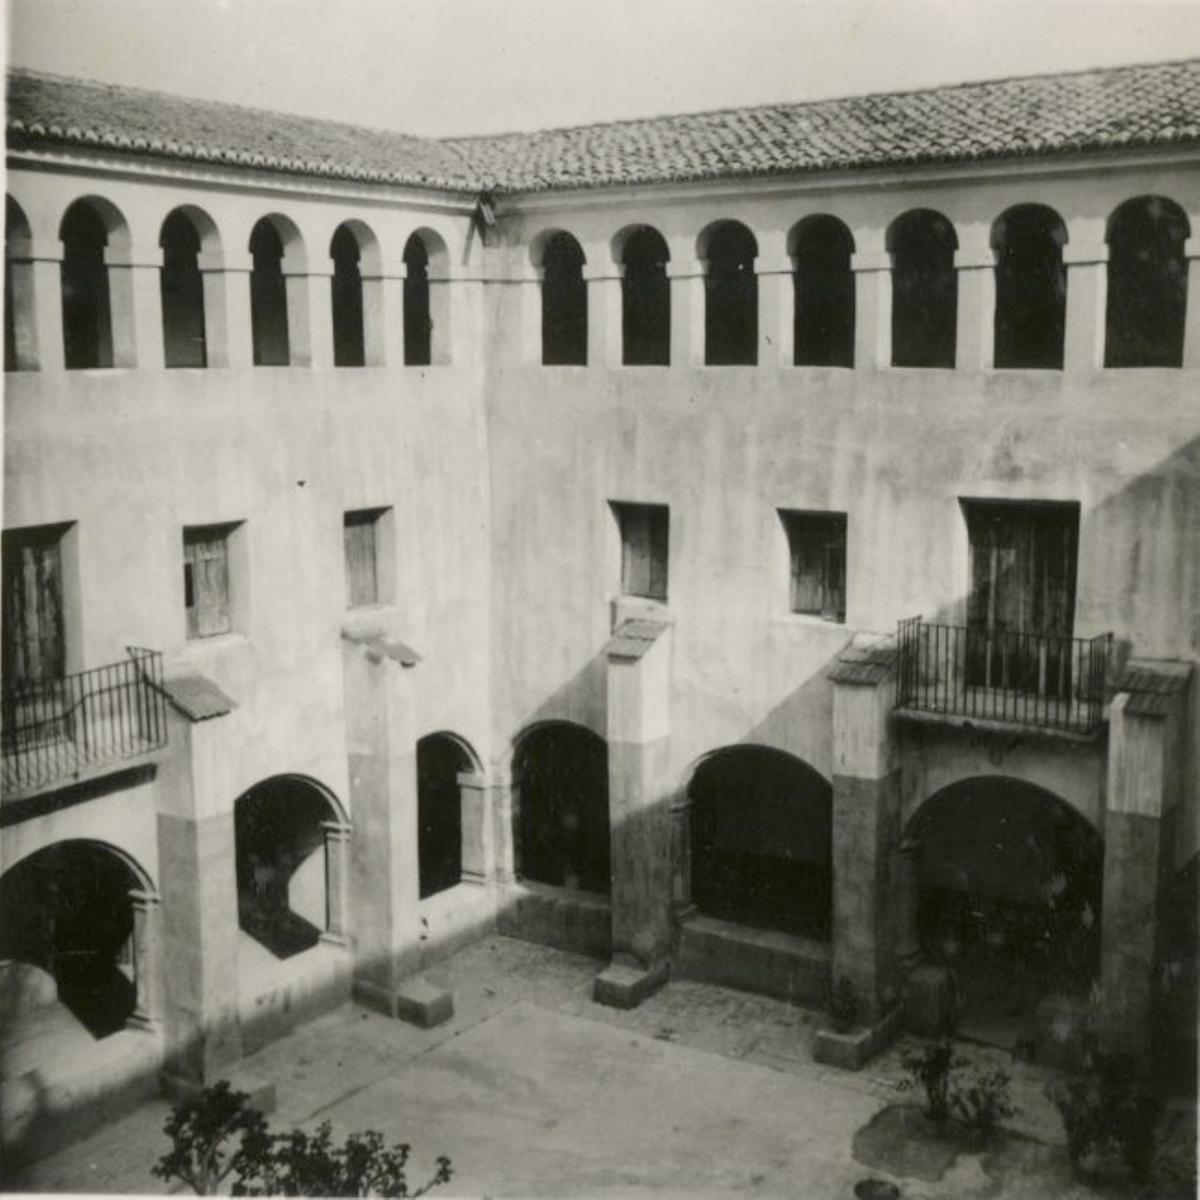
[
  {"xmin": 780, "ymin": 510, "xmax": 847, "ymax": 622},
  {"xmin": 3, "ymin": 523, "xmax": 71, "ymax": 687},
  {"xmin": 611, "ymin": 502, "xmax": 669, "ymax": 602},
  {"xmin": 183, "ymin": 523, "xmax": 239, "ymax": 638},
  {"xmin": 344, "ymin": 509, "xmax": 388, "ymax": 608}
]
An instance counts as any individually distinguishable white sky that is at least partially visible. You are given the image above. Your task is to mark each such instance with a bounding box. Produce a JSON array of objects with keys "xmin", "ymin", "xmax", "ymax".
[{"xmin": 8, "ymin": 0, "xmax": 1200, "ymax": 138}]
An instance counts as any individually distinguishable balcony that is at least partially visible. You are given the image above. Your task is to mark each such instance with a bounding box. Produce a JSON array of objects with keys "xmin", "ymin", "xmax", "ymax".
[
  {"xmin": 1, "ymin": 648, "xmax": 168, "ymax": 795},
  {"xmin": 896, "ymin": 618, "xmax": 1112, "ymax": 736}
]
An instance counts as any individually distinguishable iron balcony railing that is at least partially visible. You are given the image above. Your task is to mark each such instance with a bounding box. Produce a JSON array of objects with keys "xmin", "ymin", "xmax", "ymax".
[
  {"xmin": 896, "ymin": 617, "xmax": 1112, "ymax": 735},
  {"xmin": 1, "ymin": 647, "xmax": 168, "ymax": 793}
]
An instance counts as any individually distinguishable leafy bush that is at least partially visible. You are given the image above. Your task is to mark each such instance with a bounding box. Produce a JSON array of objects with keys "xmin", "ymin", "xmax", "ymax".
[
  {"xmin": 949, "ymin": 1068, "xmax": 1016, "ymax": 1143},
  {"xmin": 153, "ymin": 1081, "xmax": 453, "ymax": 1197},
  {"xmin": 898, "ymin": 1040, "xmax": 961, "ymax": 1124},
  {"xmin": 829, "ymin": 976, "xmax": 859, "ymax": 1033}
]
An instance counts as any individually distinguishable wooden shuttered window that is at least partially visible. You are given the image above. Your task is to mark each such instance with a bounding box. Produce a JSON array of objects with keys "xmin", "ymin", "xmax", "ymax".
[
  {"xmin": 2, "ymin": 525, "xmax": 68, "ymax": 688},
  {"xmin": 614, "ymin": 503, "xmax": 669, "ymax": 602},
  {"xmin": 183, "ymin": 524, "xmax": 235, "ymax": 638},
  {"xmin": 344, "ymin": 509, "xmax": 385, "ymax": 608},
  {"xmin": 782, "ymin": 511, "xmax": 847, "ymax": 622}
]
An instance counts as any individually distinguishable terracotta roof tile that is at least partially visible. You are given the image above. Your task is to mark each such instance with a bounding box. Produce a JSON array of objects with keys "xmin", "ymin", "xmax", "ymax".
[
  {"xmin": 159, "ymin": 673, "xmax": 237, "ymax": 721},
  {"xmin": 606, "ymin": 619, "xmax": 670, "ymax": 660},
  {"xmin": 1116, "ymin": 659, "xmax": 1193, "ymax": 717},
  {"xmin": 828, "ymin": 633, "xmax": 897, "ymax": 685}
]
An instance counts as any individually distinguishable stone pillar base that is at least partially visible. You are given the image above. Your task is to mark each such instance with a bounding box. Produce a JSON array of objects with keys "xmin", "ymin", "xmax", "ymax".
[
  {"xmin": 354, "ymin": 976, "xmax": 454, "ymax": 1028},
  {"xmin": 593, "ymin": 957, "xmax": 670, "ymax": 1010},
  {"xmin": 813, "ymin": 1005, "xmax": 903, "ymax": 1071}
]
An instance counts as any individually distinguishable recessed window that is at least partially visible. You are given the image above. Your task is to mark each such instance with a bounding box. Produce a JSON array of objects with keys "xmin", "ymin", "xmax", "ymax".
[
  {"xmin": 183, "ymin": 523, "xmax": 240, "ymax": 638},
  {"xmin": 343, "ymin": 508, "xmax": 389, "ymax": 608},
  {"xmin": 3, "ymin": 523, "xmax": 72, "ymax": 686},
  {"xmin": 780, "ymin": 511, "xmax": 846, "ymax": 622},
  {"xmin": 611, "ymin": 502, "xmax": 669, "ymax": 602}
]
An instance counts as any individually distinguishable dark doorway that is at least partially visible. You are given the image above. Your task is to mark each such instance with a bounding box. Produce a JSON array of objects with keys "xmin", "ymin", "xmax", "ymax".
[
  {"xmin": 621, "ymin": 226, "xmax": 670, "ymax": 365},
  {"xmin": 403, "ymin": 233, "xmax": 432, "ymax": 366},
  {"xmin": 515, "ymin": 723, "xmax": 610, "ymax": 894},
  {"xmin": 890, "ymin": 209, "xmax": 957, "ymax": 368},
  {"xmin": 60, "ymin": 200, "xmax": 113, "ymax": 370},
  {"xmin": 704, "ymin": 221, "xmax": 758, "ymax": 365},
  {"xmin": 249, "ymin": 219, "xmax": 289, "ymax": 366},
  {"xmin": 541, "ymin": 233, "xmax": 587, "ymax": 365},
  {"xmin": 993, "ymin": 205, "xmax": 1066, "ymax": 370},
  {"xmin": 160, "ymin": 210, "xmax": 207, "ymax": 368},
  {"xmin": 331, "ymin": 225, "xmax": 365, "ymax": 367},
  {"xmin": 417, "ymin": 734, "xmax": 470, "ymax": 898},
  {"xmin": 792, "ymin": 216, "xmax": 855, "ymax": 367},
  {"xmin": 689, "ymin": 746, "xmax": 832, "ymax": 940}
]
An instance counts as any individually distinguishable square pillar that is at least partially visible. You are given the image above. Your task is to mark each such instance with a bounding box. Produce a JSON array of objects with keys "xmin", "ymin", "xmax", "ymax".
[
  {"xmin": 282, "ymin": 267, "xmax": 334, "ymax": 368},
  {"xmin": 199, "ymin": 250, "xmax": 254, "ymax": 369},
  {"xmin": 6, "ymin": 234, "xmax": 63, "ymax": 371},
  {"xmin": 755, "ymin": 255, "xmax": 795, "ymax": 367},
  {"xmin": 954, "ymin": 246, "xmax": 996, "ymax": 371},
  {"xmin": 105, "ymin": 243, "xmax": 164, "ymax": 369},
  {"xmin": 584, "ymin": 265, "xmax": 623, "ymax": 367},
  {"xmin": 459, "ymin": 770, "xmax": 496, "ymax": 886},
  {"xmin": 666, "ymin": 261, "xmax": 706, "ymax": 367},
  {"xmin": 851, "ymin": 250, "xmax": 892, "ymax": 369},
  {"xmin": 594, "ymin": 619, "xmax": 673, "ymax": 1009},
  {"xmin": 1062, "ymin": 242, "xmax": 1108, "ymax": 371},
  {"xmin": 829, "ymin": 639, "xmax": 901, "ymax": 1024},
  {"xmin": 126, "ymin": 888, "xmax": 164, "ymax": 1032},
  {"xmin": 320, "ymin": 820, "xmax": 352, "ymax": 945},
  {"xmin": 1183, "ymin": 237, "xmax": 1200, "ymax": 369},
  {"xmin": 363, "ymin": 263, "xmax": 406, "ymax": 367},
  {"xmin": 491, "ymin": 776, "xmax": 517, "ymax": 884}
]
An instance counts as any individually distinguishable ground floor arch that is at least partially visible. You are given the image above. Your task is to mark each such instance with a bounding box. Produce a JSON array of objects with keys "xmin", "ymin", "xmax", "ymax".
[
  {"xmin": 0, "ymin": 839, "xmax": 157, "ymax": 1038},
  {"xmin": 417, "ymin": 732, "xmax": 481, "ymax": 898},
  {"xmin": 687, "ymin": 745, "xmax": 832, "ymax": 940},
  {"xmin": 233, "ymin": 775, "xmax": 348, "ymax": 959},
  {"xmin": 907, "ymin": 775, "xmax": 1103, "ymax": 1035},
  {"xmin": 513, "ymin": 722, "xmax": 610, "ymax": 895}
]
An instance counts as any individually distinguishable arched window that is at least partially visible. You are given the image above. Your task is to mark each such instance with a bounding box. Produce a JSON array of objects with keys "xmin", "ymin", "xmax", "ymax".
[
  {"xmin": 1105, "ymin": 196, "xmax": 1189, "ymax": 368},
  {"xmin": 249, "ymin": 218, "xmax": 290, "ymax": 366},
  {"xmin": 540, "ymin": 232, "xmax": 587, "ymax": 365},
  {"xmin": 619, "ymin": 226, "xmax": 670, "ymax": 365},
  {"xmin": 330, "ymin": 225, "xmax": 365, "ymax": 367},
  {"xmin": 702, "ymin": 221, "xmax": 757, "ymax": 365},
  {"xmin": 60, "ymin": 199, "xmax": 114, "ymax": 369},
  {"xmin": 403, "ymin": 233, "xmax": 431, "ymax": 366},
  {"xmin": 791, "ymin": 215, "xmax": 854, "ymax": 367},
  {"xmin": 514, "ymin": 723, "xmax": 609, "ymax": 894},
  {"xmin": 418, "ymin": 733, "xmax": 477, "ymax": 898},
  {"xmin": 5, "ymin": 196, "xmax": 33, "ymax": 372},
  {"xmin": 889, "ymin": 209, "xmax": 957, "ymax": 368},
  {"xmin": 160, "ymin": 209, "xmax": 207, "ymax": 368},
  {"xmin": 992, "ymin": 205, "xmax": 1066, "ymax": 370}
]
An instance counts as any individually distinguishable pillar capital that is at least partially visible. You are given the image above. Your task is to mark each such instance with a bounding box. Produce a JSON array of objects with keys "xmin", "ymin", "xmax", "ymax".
[
  {"xmin": 666, "ymin": 258, "xmax": 709, "ymax": 279},
  {"xmin": 582, "ymin": 263, "xmax": 624, "ymax": 282},
  {"xmin": 1062, "ymin": 242, "xmax": 1109, "ymax": 266},
  {"xmin": 104, "ymin": 243, "xmax": 163, "ymax": 270},
  {"xmin": 198, "ymin": 249, "xmax": 254, "ymax": 274},
  {"xmin": 1184, "ymin": 237, "xmax": 1200, "ymax": 261},
  {"xmin": 7, "ymin": 234, "xmax": 62, "ymax": 263},
  {"xmin": 851, "ymin": 249, "xmax": 893, "ymax": 273},
  {"xmin": 753, "ymin": 254, "xmax": 796, "ymax": 276},
  {"xmin": 953, "ymin": 246, "xmax": 997, "ymax": 270}
]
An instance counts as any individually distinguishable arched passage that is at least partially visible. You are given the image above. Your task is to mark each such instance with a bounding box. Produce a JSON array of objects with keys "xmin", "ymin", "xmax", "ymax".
[
  {"xmin": 160, "ymin": 207, "xmax": 211, "ymax": 368},
  {"xmin": 701, "ymin": 220, "xmax": 758, "ymax": 365},
  {"xmin": 790, "ymin": 215, "xmax": 855, "ymax": 367},
  {"xmin": 0, "ymin": 840, "xmax": 152, "ymax": 1038},
  {"xmin": 513, "ymin": 722, "xmax": 610, "ymax": 894},
  {"xmin": 249, "ymin": 216, "xmax": 300, "ymax": 366},
  {"xmin": 417, "ymin": 732, "xmax": 479, "ymax": 898},
  {"xmin": 992, "ymin": 204, "xmax": 1067, "ymax": 369},
  {"xmin": 403, "ymin": 229, "xmax": 450, "ymax": 366},
  {"xmin": 5, "ymin": 196, "xmax": 33, "ymax": 371},
  {"xmin": 60, "ymin": 198, "xmax": 120, "ymax": 369},
  {"xmin": 330, "ymin": 224, "xmax": 366, "ymax": 367},
  {"xmin": 617, "ymin": 225, "xmax": 670, "ymax": 365},
  {"xmin": 688, "ymin": 745, "xmax": 832, "ymax": 940},
  {"xmin": 1105, "ymin": 195, "xmax": 1190, "ymax": 368},
  {"xmin": 889, "ymin": 208, "xmax": 957, "ymax": 368},
  {"xmin": 234, "ymin": 775, "xmax": 346, "ymax": 959},
  {"xmin": 538, "ymin": 231, "xmax": 587, "ymax": 366},
  {"xmin": 908, "ymin": 776, "xmax": 1102, "ymax": 1032}
]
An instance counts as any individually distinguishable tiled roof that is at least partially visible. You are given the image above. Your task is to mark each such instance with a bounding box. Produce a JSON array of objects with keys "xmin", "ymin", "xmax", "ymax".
[
  {"xmin": 6, "ymin": 69, "xmax": 479, "ymax": 192},
  {"xmin": 605, "ymin": 619, "xmax": 670, "ymax": 660},
  {"xmin": 7, "ymin": 59, "xmax": 1200, "ymax": 196},
  {"xmin": 1116, "ymin": 659, "xmax": 1192, "ymax": 717},
  {"xmin": 448, "ymin": 58, "xmax": 1200, "ymax": 192},
  {"xmin": 159, "ymin": 673, "xmax": 237, "ymax": 722},
  {"xmin": 827, "ymin": 633, "xmax": 897, "ymax": 686}
]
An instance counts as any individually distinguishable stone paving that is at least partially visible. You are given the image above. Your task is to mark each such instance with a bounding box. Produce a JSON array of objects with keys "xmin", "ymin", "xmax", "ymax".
[{"xmin": 3, "ymin": 935, "xmax": 1168, "ymax": 1198}]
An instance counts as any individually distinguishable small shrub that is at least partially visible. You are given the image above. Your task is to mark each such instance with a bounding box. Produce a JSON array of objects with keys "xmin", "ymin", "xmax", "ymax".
[
  {"xmin": 829, "ymin": 976, "xmax": 859, "ymax": 1033},
  {"xmin": 949, "ymin": 1068, "xmax": 1016, "ymax": 1144},
  {"xmin": 899, "ymin": 1040, "xmax": 961, "ymax": 1124}
]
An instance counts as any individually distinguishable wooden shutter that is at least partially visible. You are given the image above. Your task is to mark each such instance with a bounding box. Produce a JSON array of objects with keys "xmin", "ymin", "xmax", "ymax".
[
  {"xmin": 3, "ymin": 530, "xmax": 65, "ymax": 686},
  {"xmin": 618, "ymin": 504, "xmax": 668, "ymax": 601},
  {"xmin": 343, "ymin": 512, "xmax": 379, "ymax": 607},
  {"xmin": 184, "ymin": 529, "xmax": 231, "ymax": 637}
]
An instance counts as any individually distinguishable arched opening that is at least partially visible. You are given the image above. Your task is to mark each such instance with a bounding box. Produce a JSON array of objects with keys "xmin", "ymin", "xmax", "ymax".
[
  {"xmin": 418, "ymin": 733, "xmax": 475, "ymax": 898},
  {"xmin": 514, "ymin": 722, "xmax": 609, "ymax": 894},
  {"xmin": 249, "ymin": 218, "xmax": 291, "ymax": 366},
  {"xmin": 234, "ymin": 776, "xmax": 343, "ymax": 960},
  {"xmin": 889, "ymin": 209, "xmax": 957, "ymax": 368},
  {"xmin": 619, "ymin": 225, "xmax": 670, "ymax": 365},
  {"xmin": 540, "ymin": 232, "xmax": 587, "ymax": 365},
  {"xmin": 0, "ymin": 841, "xmax": 148, "ymax": 1039},
  {"xmin": 909, "ymin": 777, "xmax": 1102, "ymax": 1041},
  {"xmin": 403, "ymin": 232, "xmax": 432, "ymax": 366},
  {"xmin": 1105, "ymin": 196, "xmax": 1190, "ymax": 368},
  {"xmin": 330, "ymin": 224, "xmax": 365, "ymax": 367},
  {"xmin": 791, "ymin": 215, "xmax": 855, "ymax": 367},
  {"xmin": 60, "ymin": 199, "xmax": 115, "ymax": 369},
  {"xmin": 688, "ymin": 745, "xmax": 832, "ymax": 939},
  {"xmin": 702, "ymin": 221, "xmax": 758, "ymax": 365},
  {"xmin": 992, "ymin": 205, "xmax": 1067, "ymax": 369},
  {"xmin": 5, "ymin": 196, "xmax": 32, "ymax": 371},
  {"xmin": 160, "ymin": 209, "xmax": 208, "ymax": 368}
]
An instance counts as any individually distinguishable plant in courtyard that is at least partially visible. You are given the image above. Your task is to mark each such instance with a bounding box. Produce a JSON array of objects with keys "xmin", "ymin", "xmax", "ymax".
[
  {"xmin": 153, "ymin": 1082, "xmax": 453, "ymax": 1197},
  {"xmin": 898, "ymin": 1040, "xmax": 961, "ymax": 1124},
  {"xmin": 948, "ymin": 1067, "xmax": 1016, "ymax": 1144},
  {"xmin": 829, "ymin": 976, "xmax": 860, "ymax": 1033}
]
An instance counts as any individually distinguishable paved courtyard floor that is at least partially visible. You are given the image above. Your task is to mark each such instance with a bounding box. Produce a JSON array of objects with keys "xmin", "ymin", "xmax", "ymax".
[{"xmin": 5, "ymin": 935, "xmax": 1187, "ymax": 1198}]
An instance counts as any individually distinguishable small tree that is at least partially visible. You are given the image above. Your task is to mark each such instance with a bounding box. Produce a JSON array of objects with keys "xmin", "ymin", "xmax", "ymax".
[
  {"xmin": 154, "ymin": 1082, "xmax": 453, "ymax": 1198},
  {"xmin": 898, "ymin": 1040, "xmax": 961, "ymax": 1124}
]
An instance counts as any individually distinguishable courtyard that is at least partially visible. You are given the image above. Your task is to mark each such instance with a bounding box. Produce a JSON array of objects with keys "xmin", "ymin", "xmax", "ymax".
[{"xmin": 7, "ymin": 935, "xmax": 1191, "ymax": 1198}]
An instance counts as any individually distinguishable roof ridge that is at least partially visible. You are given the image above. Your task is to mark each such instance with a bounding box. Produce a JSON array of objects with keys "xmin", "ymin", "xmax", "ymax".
[{"xmin": 442, "ymin": 55, "xmax": 1200, "ymax": 144}]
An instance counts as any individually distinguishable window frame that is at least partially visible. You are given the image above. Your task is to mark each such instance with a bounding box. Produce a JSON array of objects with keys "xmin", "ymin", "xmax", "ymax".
[
  {"xmin": 610, "ymin": 501, "xmax": 670, "ymax": 603},
  {"xmin": 779, "ymin": 510, "xmax": 847, "ymax": 623},
  {"xmin": 182, "ymin": 522, "xmax": 240, "ymax": 639}
]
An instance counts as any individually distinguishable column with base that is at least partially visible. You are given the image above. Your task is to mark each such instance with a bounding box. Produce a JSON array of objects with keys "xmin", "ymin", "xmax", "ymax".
[
  {"xmin": 5, "ymin": 233, "xmax": 63, "ymax": 371},
  {"xmin": 126, "ymin": 888, "xmax": 164, "ymax": 1032},
  {"xmin": 594, "ymin": 618, "xmax": 674, "ymax": 1009},
  {"xmin": 1062, "ymin": 242, "xmax": 1108, "ymax": 371},
  {"xmin": 199, "ymin": 250, "xmax": 254, "ymax": 369},
  {"xmin": 583, "ymin": 263, "xmax": 622, "ymax": 367},
  {"xmin": 106, "ymin": 242, "xmax": 164, "ymax": 368},
  {"xmin": 666, "ymin": 260, "xmax": 706, "ymax": 367},
  {"xmin": 343, "ymin": 631, "xmax": 453, "ymax": 1028},
  {"xmin": 954, "ymin": 244, "xmax": 996, "ymax": 371},
  {"xmin": 459, "ymin": 770, "xmax": 496, "ymax": 887},
  {"xmin": 755, "ymin": 254, "xmax": 795, "ymax": 367},
  {"xmin": 1183, "ymin": 237, "xmax": 1200, "ymax": 369},
  {"xmin": 320, "ymin": 821, "xmax": 352, "ymax": 946},
  {"xmin": 851, "ymin": 248, "xmax": 892, "ymax": 369}
]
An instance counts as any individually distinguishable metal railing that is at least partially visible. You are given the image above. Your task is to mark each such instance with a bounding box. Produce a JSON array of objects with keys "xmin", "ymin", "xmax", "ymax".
[
  {"xmin": 2, "ymin": 647, "xmax": 168, "ymax": 793},
  {"xmin": 896, "ymin": 618, "xmax": 1112, "ymax": 735}
]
